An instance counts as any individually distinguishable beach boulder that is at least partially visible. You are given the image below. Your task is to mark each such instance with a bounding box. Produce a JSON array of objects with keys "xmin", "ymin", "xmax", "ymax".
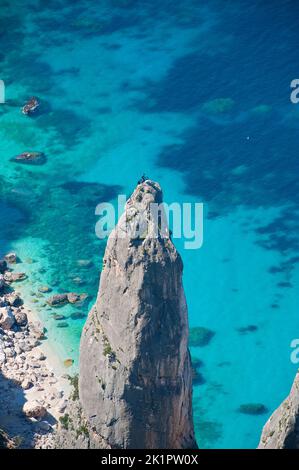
[
  {"xmin": 23, "ymin": 400, "xmax": 47, "ymax": 419},
  {"xmin": 0, "ymin": 307, "xmax": 15, "ymax": 330},
  {"xmin": 11, "ymin": 152, "xmax": 46, "ymax": 165},
  {"xmin": 14, "ymin": 310, "xmax": 28, "ymax": 327},
  {"xmin": 29, "ymin": 321, "xmax": 45, "ymax": 340}
]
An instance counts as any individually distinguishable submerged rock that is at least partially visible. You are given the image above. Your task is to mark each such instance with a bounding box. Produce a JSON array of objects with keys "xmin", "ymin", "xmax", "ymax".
[
  {"xmin": 11, "ymin": 151, "xmax": 46, "ymax": 165},
  {"xmin": 236, "ymin": 325, "xmax": 258, "ymax": 334},
  {"xmin": 52, "ymin": 314, "xmax": 66, "ymax": 321},
  {"xmin": 189, "ymin": 327, "xmax": 215, "ymax": 347},
  {"xmin": 47, "ymin": 294, "xmax": 68, "ymax": 307},
  {"xmin": 70, "ymin": 311, "xmax": 85, "ymax": 320},
  {"xmin": 56, "ymin": 322, "xmax": 69, "ymax": 328},
  {"xmin": 47, "ymin": 293, "xmax": 87, "ymax": 307},
  {"xmin": 57, "ymin": 180, "xmax": 197, "ymax": 449},
  {"xmin": 4, "ymin": 272, "xmax": 27, "ymax": 283},
  {"xmin": 64, "ymin": 359, "xmax": 74, "ymax": 368},
  {"xmin": 21, "ymin": 96, "xmax": 40, "ymax": 115},
  {"xmin": 4, "ymin": 252, "xmax": 17, "ymax": 264},
  {"xmin": 67, "ymin": 293, "xmax": 88, "ymax": 304},
  {"xmin": 38, "ymin": 286, "xmax": 52, "ymax": 293},
  {"xmin": 77, "ymin": 259, "xmax": 93, "ymax": 268}
]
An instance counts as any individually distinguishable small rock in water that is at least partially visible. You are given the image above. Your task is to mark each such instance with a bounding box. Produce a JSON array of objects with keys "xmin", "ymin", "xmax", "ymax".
[
  {"xmin": 77, "ymin": 259, "xmax": 93, "ymax": 268},
  {"xmin": 70, "ymin": 311, "xmax": 85, "ymax": 320},
  {"xmin": 57, "ymin": 322, "xmax": 69, "ymax": 328},
  {"xmin": 4, "ymin": 272, "xmax": 27, "ymax": 282},
  {"xmin": 23, "ymin": 400, "xmax": 47, "ymax": 419},
  {"xmin": 67, "ymin": 292, "xmax": 88, "ymax": 304},
  {"xmin": 4, "ymin": 252, "xmax": 17, "ymax": 264},
  {"xmin": 0, "ymin": 306, "xmax": 15, "ymax": 330},
  {"xmin": 236, "ymin": 325, "xmax": 258, "ymax": 334},
  {"xmin": 47, "ymin": 294, "xmax": 68, "ymax": 307},
  {"xmin": 38, "ymin": 286, "xmax": 52, "ymax": 293},
  {"xmin": 11, "ymin": 151, "xmax": 46, "ymax": 165},
  {"xmin": 192, "ymin": 368, "xmax": 206, "ymax": 386},
  {"xmin": 72, "ymin": 276, "xmax": 85, "ymax": 286},
  {"xmin": 21, "ymin": 96, "xmax": 40, "ymax": 115}
]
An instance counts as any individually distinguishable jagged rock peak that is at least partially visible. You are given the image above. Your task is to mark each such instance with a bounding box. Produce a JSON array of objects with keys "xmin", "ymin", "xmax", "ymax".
[
  {"xmin": 72, "ymin": 179, "xmax": 197, "ymax": 449},
  {"xmin": 259, "ymin": 370, "xmax": 299, "ymax": 449}
]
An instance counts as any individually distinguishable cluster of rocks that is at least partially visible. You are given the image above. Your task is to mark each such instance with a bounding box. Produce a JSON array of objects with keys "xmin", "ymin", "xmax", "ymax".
[
  {"xmin": 0, "ymin": 253, "xmax": 27, "ymax": 291},
  {"xmin": 0, "ymin": 253, "xmax": 68, "ymax": 448}
]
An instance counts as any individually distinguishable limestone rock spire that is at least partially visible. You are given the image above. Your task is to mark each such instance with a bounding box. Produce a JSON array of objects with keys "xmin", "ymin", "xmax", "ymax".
[{"xmin": 58, "ymin": 180, "xmax": 197, "ymax": 449}]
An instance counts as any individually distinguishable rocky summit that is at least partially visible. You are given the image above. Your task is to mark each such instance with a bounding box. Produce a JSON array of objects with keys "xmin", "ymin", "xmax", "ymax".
[
  {"xmin": 57, "ymin": 180, "xmax": 197, "ymax": 449},
  {"xmin": 258, "ymin": 371, "xmax": 299, "ymax": 449}
]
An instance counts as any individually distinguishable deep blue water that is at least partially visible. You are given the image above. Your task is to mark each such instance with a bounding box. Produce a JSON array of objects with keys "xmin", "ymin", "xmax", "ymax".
[{"xmin": 0, "ymin": 0, "xmax": 299, "ymax": 448}]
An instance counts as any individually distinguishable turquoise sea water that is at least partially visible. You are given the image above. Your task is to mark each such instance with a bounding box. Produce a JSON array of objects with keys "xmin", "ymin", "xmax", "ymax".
[{"xmin": 1, "ymin": 0, "xmax": 299, "ymax": 448}]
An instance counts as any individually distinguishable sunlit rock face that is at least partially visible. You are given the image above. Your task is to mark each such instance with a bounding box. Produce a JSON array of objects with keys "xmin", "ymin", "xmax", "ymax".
[
  {"xmin": 259, "ymin": 371, "xmax": 299, "ymax": 449},
  {"xmin": 78, "ymin": 180, "xmax": 197, "ymax": 449}
]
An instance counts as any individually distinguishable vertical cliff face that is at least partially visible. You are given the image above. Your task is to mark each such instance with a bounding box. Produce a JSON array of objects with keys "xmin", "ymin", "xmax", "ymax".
[
  {"xmin": 77, "ymin": 180, "xmax": 197, "ymax": 449},
  {"xmin": 259, "ymin": 371, "xmax": 299, "ymax": 449}
]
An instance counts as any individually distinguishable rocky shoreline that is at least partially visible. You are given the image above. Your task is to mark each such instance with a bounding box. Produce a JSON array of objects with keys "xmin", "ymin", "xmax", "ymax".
[{"xmin": 0, "ymin": 253, "xmax": 69, "ymax": 448}]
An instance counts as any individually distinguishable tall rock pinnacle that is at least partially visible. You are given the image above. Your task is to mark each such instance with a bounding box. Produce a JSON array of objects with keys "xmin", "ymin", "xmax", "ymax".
[
  {"xmin": 258, "ymin": 371, "xmax": 299, "ymax": 449},
  {"xmin": 77, "ymin": 179, "xmax": 197, "ymax": 449}
]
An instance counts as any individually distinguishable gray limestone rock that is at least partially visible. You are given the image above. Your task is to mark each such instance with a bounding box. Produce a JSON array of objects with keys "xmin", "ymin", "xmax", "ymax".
[
  {"xmin": 0, "ymin": 307, "xmax": 15, "ymax": 330},
  {"xmin": 57, "ymin": 180, "xmax": 197, "ymax": 449},
  {"xmin": 258, "ymin": 371, "xmax": 299, "ymax": 448}
]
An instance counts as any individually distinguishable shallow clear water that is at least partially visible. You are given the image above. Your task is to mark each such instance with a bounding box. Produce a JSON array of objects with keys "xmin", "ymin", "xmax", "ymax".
[{"xmin": 0, "ymin": 0, "xmax": 299, "ymax": 448}]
